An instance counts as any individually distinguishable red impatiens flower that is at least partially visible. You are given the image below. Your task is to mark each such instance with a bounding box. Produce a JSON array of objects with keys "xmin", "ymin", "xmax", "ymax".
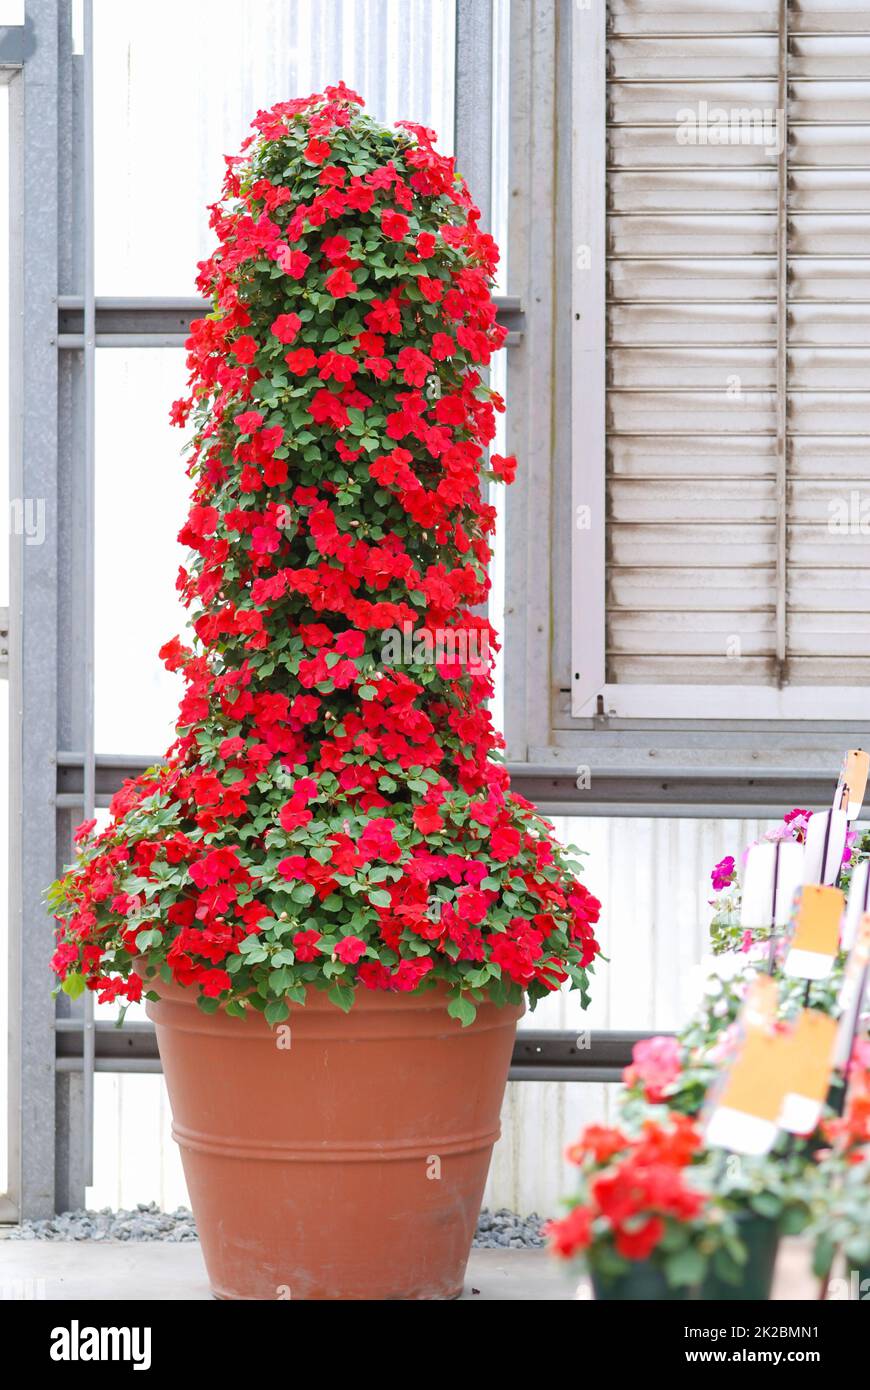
[
  {"xmin": 232, "ymin": 334, "xmax": 258, "ymax": 364},
  {"xmin": 324, "ymin": 266, "xmax": 356, "ymax": 299},
  {"xmin": 566, "ymin": 1125, "xmax": 628, "ymax": 1167},
  {"xmin": 284, "ymin": 346, "xmax": 318, "ymax": 375},
  {"xmin": 489, "ymin": 825, "xmax": 521, "ymax": 862},
  {"xmin": 292, "ymin": 930, "xmax": 322, "ymax": 962},
  {"xmin": 334, "ymin": 935, "xmax": 366, "ymax": 964},
  {"xmin": 545, "ymin": 1206, "xmax": 593, "ymax": 1258},
  {"xmin": 270, "ymin": 312, "xmax": 302, "ymax": 344},
  {"xmin": 614, "ymin": 1217, "xmax": 664, "ymax": 1261},
  {"xmin": 490, "ymin": 453, "xmax": 517, "ymax": 484},
  {"xmin": 413, "ymin": 805, "xmax": 444, "ymax": 834},
  {"xmin": 381, "ymin": 208, "xmax": 410, "ymax": 241},
  {"xmin": 304, "ymin": 137, "xmax": 330, "ymax": 164},
  {"xmin": 277, "ymin": 247, "xmax": 311, "ymax": 279}
]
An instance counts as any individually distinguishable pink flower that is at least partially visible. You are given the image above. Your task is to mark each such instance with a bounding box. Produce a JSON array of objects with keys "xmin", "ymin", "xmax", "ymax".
[
  {"xmin": 767, "ymin": 808, "xmax": 812, "ymax": 845},
  {"xmin": 710, "ymin": 855, "xmax": 736, "ymax": 892},
  {"xmin": 623, "ymin": 1035, "xmax": 681, "ymax": 1102}
]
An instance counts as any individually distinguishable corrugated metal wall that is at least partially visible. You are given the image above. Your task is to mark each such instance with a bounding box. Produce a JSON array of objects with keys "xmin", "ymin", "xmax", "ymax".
[
  {"xmin": 89, "ymin": 816, "xmax": 771, "ymax": 1216},
  {"xmin": 94, "ymin": 0, "xmax": 457, "ymax": 295}
]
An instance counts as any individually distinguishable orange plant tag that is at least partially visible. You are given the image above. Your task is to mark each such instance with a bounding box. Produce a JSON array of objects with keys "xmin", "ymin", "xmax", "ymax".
[
  {"xmin": 783, "ymin": 884, "xmax": 843, "ymax": 980},
  {"xmin": 703, "ymin": 978, "xmax": 786, "ymax": 1154},
  {"xmin": 778, "ymin": 1010, "xmax": 838, "ymax": 1135},
  {"xmin": 834, "ymin": 749, "xmax": 870, "ymax": 820}
]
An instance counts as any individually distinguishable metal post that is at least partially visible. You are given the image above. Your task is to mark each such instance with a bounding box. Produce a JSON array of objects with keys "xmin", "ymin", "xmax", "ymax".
[
  {"xmin": 454, "ymin": 0, "xmax": 493, "ymax": 232},
  {"xmin": 80, "ymin": 0, "xmax": 95, "ymax": 1187},
  {"xmin": 13, "ymin": 0, "xmax": 63, "ymax": 1220},
  {"xmin": 774, "ymin": 0, "xmax": 789, "ymax": 685}
]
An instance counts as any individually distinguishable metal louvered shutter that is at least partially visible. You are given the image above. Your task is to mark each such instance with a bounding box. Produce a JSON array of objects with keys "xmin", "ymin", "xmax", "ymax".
[{"xmin": 601, "ymin": 0, "xmax": 870, "ymax": 703}]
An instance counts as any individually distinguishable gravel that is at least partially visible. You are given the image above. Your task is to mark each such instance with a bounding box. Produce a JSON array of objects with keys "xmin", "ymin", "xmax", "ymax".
[
  {"xmin": 3, "ymin": 1203, "xmax": 199, "ymax": 1243},
  {"xmin": 3, "ymin": 1203, "xmax": 548, "ymax": 1248},
  {"xmin": 473, "ymin": 1208, "xmax": 548, "ymax": 1249}
]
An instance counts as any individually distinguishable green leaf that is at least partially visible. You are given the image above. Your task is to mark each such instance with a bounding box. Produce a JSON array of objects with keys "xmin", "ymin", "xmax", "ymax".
[
  {"xmin": 328, "ymin": 983, "xmax": 355, "ymax": 1013},
  {"xmin": 749, "ymin": 1193, "xmax": 781, "ymax": 1221},
  {"xmin": 664, "ymin": 1245, "xmax": 706, "ymax": 1289},
  {"xmin": 265, "ymin": 999, "xmax": 290, "ymax": 1026},
  {"xmin": 61, "ymin": 971, "xmax": 86, "ymax": 1000},
  {"xmin": 134, "ymin": 927, "xmax": 163, "ymax": 952},
  {"xmin": 447, "ymin": 994, "xmax": 477, "ymax": 1027}
]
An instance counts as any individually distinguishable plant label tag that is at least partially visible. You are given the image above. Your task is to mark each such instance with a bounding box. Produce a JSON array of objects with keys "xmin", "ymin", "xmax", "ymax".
[
  {"xmin": 842, "ymin": 858, "xmax": 870, "ymax": 952},
  {"xmin": 802, "ymin": 809, "xmax": 848, "ymax": 887},
  {"xmin": 703, "ymin": 978, "xmax": 786, "ymax": 1155},
  {"xmin": 833, "ymin": 749, "xmax": 870, "ymax": 821},
  {"xmin": 740, "ymin": 840, "xmax": 804, "ymax": 930},
  {"xmin": 778, "ymin": 1009, "xmax": 838, "ymax": 1135},
  {"xmin": 783, "ymin": 884, "xmax": 844, "ymax": 980},
  {"xmin": 834, "ymin": 914, "xmax": 870, "ymax": 1070}
]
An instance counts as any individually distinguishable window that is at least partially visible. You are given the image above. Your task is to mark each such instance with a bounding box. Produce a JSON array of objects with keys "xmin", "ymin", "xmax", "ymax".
[
  {"xmin": 577, "ymin": 0, "xmax": 870, "ymax": 718},
  {"xmin": 505, "ymin": 0, "xmax": 870, "ymax": 811}
]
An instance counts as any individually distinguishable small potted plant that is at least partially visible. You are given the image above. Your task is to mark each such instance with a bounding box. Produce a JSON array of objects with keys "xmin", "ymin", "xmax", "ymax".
[
  {"xmin": 618, "ymin": 1013, "xmax": 817, "ymax": 1300},
  {"xmin": 811, "ymin": 1046, "xmax": 870, "ymax": 1299},
  {"xmin": 48, "ymin": 87, "xmax": 601, "ymax": 1301},
  {"xmin": 546, "ymin": 1115, "xmax": 745, "ymax": 1300}
]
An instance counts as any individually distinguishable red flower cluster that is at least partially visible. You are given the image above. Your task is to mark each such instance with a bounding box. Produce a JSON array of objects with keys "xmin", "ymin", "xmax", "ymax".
[
  {"xmin": 49, "ymin": 87, "xmax": 601, "ymax": 1024},
  {"xmin": 547, "ymin": 1115, "xmax": 705, "ymax": 1261}
]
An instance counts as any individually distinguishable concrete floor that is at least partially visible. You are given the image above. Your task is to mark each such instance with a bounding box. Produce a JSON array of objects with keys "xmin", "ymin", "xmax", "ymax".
[{"xmin": 0, "ymin": 1237, "xmax": 822, "ymax": 1301}]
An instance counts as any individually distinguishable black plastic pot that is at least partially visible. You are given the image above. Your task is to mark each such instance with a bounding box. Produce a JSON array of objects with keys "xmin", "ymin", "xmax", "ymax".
[
  {"xmin": 591, "ymin": 1262, "xmax": 694, "ymax": 1301},
  {"xmin": 700, "ymin": 1214, "xmax": 780, "ymax": 1301}
]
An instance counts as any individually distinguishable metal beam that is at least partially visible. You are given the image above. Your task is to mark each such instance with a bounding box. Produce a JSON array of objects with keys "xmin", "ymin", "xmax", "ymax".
[
  {"xmin": 506, "ymin": 763, "xmax": 846, "ymax": 819},
  {"xmin": 55, "ymin": 295, "xmax": 525, "ymax": 346},
  {"xmin": 54, "ymin": 1017, "xmax": 655, "ymax": 1083},
  {"xmin": 0, "ymin": 16, "xmax": 37, "ymax": 65},
  {"xmin": 52, "ymin": 745, "xmax": 851, "ymax": 818}
]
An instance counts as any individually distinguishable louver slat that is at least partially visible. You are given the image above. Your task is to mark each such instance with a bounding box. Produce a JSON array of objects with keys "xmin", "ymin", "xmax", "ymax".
[{"xmin": 605, "ymin": 0, "xmax": 870, "ymax": 693}]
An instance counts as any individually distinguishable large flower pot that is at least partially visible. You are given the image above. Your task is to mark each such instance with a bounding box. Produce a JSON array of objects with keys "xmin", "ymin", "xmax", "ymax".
[
  {"xmin": 591, "ymin": 1262, "xmax": 693, "ymax": 1301},
  {"xmin": 146, "ymin": 976, "xmax": 522, "ymax": 1300},
  {"xmin": 699, "ymin": 1214, "xmax": 780, "ymax": 1301}
]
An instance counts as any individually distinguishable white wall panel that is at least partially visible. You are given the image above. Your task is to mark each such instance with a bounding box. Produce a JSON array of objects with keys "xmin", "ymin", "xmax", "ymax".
[{"xmin": 93, "ymin": 0, "xmax": 457, "ymax": 295}]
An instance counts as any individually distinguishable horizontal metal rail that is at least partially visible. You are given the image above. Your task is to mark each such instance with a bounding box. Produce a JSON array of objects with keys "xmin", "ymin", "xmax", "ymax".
[
  {"xmin": 54, "ymin": 1019, "xmax": 657, "ymax": 1082},
  {"xmin": 54, "ymin": 748, "xmax": 855, "ymax": 817},
  {"xmin": 56, "ymin": 295, "xmax": 525, "ymax": 347}
]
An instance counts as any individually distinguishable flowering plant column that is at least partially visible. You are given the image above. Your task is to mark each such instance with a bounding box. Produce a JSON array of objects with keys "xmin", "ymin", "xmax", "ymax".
[{"xmin": 50, "ymin": 86, "xmax": 601, "ymax": 1027}]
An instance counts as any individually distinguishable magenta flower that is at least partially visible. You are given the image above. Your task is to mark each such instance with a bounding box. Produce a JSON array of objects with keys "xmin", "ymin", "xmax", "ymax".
[{"xmin": 711, "ymin": 855, "xmax": 736, "ymax": 892}]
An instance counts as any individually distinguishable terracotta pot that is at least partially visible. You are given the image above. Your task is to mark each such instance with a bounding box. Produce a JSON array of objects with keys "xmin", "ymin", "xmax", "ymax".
[{"xmin": 146, "ymin": 975, "xmax": 522, "ymax": 1300}]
